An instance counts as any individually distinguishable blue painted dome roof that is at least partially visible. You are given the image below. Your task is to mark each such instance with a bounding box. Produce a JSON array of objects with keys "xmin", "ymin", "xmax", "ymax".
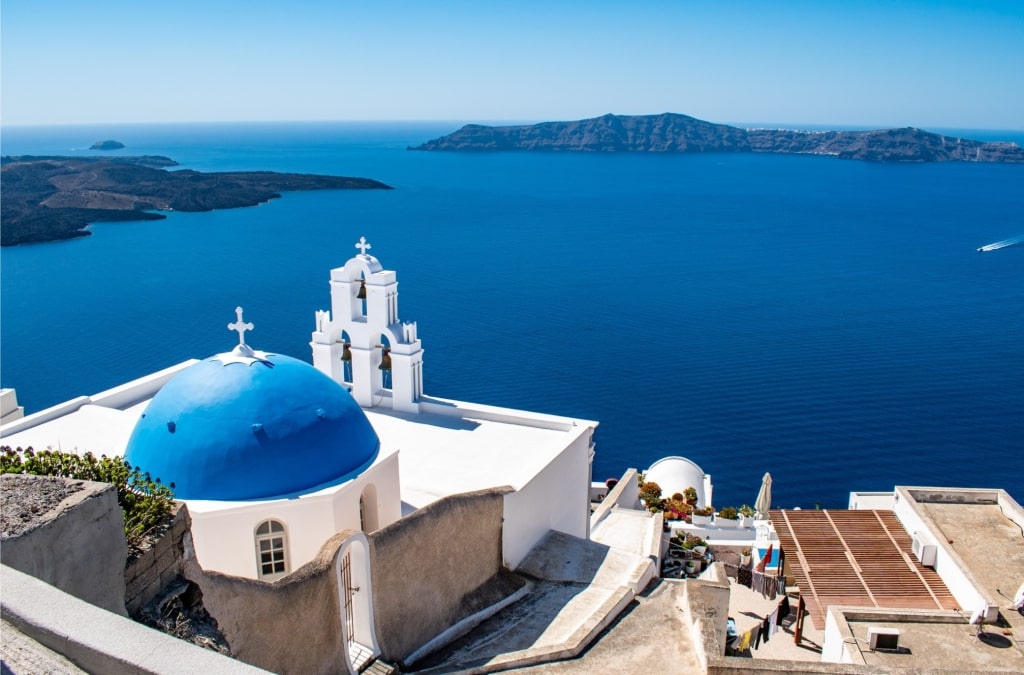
[{"xmin": 124, "ymin": 352, "xmax": 379, "ymax": 501}]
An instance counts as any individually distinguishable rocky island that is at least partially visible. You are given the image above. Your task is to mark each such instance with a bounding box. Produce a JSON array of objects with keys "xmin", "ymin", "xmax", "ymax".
[
  {"xmin": 0, "ymin": 155, "xmax": 393, "ymax": 246},
  {"xmin": 90, "ymin": 140, "xmax": 126, "ymax": 150},
  {"xmin": 411, "ymin": 113, "xmax": 1024, "ymax": 163}
]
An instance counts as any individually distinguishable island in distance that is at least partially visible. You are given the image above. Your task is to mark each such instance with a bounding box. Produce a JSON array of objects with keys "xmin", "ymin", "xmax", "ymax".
[
  {"xmin": 411, "ymin": 113, "xmax": 1024, "ymax": 163},
  {"xmin": 0, "ymin": 155, "xmax": 392, "ymax": 246},
  {"xmin": 90, "ymin": 140, "xmax": 126, "ymax": 150}
]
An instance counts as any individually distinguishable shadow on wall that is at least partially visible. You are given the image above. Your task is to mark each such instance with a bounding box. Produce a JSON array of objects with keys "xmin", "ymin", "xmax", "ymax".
[{"xmin": 182, "ymin": 487, "xmax": 514, "ymax": 674}]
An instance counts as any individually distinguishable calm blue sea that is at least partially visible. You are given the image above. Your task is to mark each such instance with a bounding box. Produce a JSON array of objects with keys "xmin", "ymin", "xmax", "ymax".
[{"xmin": 2, "ymin": 122, "xmax": 1023, "ymax": 508}]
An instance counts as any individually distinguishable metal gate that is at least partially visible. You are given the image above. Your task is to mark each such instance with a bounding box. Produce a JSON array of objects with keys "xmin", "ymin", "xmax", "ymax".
[{"xmin": 341, "ymin": 551, "xmax": 355, "ymax": 644}]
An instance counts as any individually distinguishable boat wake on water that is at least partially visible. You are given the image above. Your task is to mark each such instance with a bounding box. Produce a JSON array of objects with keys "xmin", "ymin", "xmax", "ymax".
[{"xmin": 977, "ymin": 234, "xmax": 1024, "ymax": 252}]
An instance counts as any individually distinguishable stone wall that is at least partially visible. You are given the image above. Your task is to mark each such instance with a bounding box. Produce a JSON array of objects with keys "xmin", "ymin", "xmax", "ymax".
[
  {"xmin": 0, "ymin": 475, "xmax": 127, "ymax": 616},
  {"xmin": 369, "ymin": 487, "xmax": 509, "ymax": 664},
  {"xmin": 182, "ymin": 531, "xmax": 349, "ymax": 675},
  {"xmin": 125, "ymin": 504, "xmax": 191, "ymax": 615},
  {"xmin": 181, "ymin": 488, "xmax": 510, "ymax": 673}
]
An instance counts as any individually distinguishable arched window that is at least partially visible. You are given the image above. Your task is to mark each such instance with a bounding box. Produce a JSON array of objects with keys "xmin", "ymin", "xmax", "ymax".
[
  {"xmin": 357, "ymin": 273, "xmax": 367, "ymax": 317},
  {"xmin": 255, "ymin": 519, "xmax": 288, "ymax": 580},
  {"xmin": 341, "ymin": 330, "xmax": 353, "ymax": 383},
  {"xmin": 378, "ymin": 334, "xmax": 392, "ymax": 390}
]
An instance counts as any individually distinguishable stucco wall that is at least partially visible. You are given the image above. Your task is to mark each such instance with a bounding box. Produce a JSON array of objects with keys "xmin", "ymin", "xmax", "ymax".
[
  {"xmin": 182, "ymin": 531, "xmax": 350, "ymax": 675},
  {"xmin": 369, "ymin": 487, "xmax": 509, "ymax": 663},
  {"xmin": 503, "ymin": 430, "xmax": 591, "ymax": 569},
  {"xmin": 1, "ymin": 476, "xmax": 127, "ymax": 616},
  {"xmin": 187, "ymin": 452, "xmax": 401, "ymax": 579}
]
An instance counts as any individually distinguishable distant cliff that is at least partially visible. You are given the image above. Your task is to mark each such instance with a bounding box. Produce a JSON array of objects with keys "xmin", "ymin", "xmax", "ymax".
[
  {"xmin": 411, "ymin": 113, "xmax": 1024, "ymax": 163},
  {"xmin": 0, "ymin": 155, "xmax": 393, "ymax": 246}
]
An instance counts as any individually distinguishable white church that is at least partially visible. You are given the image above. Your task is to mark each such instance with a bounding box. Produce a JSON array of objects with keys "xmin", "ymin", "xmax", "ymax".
[{"xmin": 1, "ymin": 237, "xmax": 610, "ymax": 672}]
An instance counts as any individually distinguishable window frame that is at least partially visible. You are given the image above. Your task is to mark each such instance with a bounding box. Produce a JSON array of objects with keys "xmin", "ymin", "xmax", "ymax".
[{"xmin": 254, "ymin": 519, "xmax": 289, "ymax": 580}]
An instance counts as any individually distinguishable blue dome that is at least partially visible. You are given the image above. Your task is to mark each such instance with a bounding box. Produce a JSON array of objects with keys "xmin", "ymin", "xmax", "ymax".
[{"xmin": 124, "ymin": 352, "xmax": 379, "ymax": 501}]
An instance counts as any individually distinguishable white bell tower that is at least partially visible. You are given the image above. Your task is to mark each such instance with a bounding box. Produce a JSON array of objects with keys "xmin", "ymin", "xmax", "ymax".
[{"xmin": 311, "ymin": 237, "xmax": 424, "ymax": 413}]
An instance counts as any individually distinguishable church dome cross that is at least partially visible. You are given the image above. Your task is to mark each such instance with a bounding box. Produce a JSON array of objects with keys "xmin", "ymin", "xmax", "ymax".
[{"xmin": 228, "ymin": 306, "xmax": 255, "ymax": 347}]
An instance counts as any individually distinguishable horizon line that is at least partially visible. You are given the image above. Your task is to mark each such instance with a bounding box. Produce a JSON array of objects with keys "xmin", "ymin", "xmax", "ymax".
[{"xmin": 2, "ymin": 117, "xmax": 1023, "ymax": 134}]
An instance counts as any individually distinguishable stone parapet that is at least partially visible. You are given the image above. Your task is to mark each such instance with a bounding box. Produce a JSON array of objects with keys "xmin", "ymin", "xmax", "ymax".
[{"xmin": 125, "ymin": 504, "xmax": 191, "ymax": 615}]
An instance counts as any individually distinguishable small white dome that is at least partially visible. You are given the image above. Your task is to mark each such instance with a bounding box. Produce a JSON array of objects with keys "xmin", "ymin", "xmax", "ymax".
[{"xmin": 644, "ymin": 456, "xmax": 710, "ymax": 508}]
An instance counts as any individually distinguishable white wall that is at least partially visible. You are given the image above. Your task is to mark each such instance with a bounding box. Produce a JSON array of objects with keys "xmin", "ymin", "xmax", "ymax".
[
  {"xmin": 189, "ymin": 454, "xmax": 401, "ymax": 579},
  {"xmin": 892, "ymin": 488, "xmax": 998, "ymax": 622},
  {"xmin": 822, "ymin": 608, "xmax": 853, "ymax": 664},
  {"xmin": 848, "ymin": 491, "xmax": 894, "ymax": 510},
  {"xmin": 502, "ymin": 430, "xmax": 592, "ymax": 569}
]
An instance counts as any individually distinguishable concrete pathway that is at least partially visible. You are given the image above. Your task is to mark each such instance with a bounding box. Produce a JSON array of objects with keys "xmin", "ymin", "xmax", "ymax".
[
  {"xmin": 410, "ymin": 530, "xmax": 655, "ymax": 674},
  {"xmin": 513, "ymin": 580, "xmax": 702, "ymax": 674},
  {"xmin": 1, "ymin": 619, "xmax": 88, "ymax": 675}
]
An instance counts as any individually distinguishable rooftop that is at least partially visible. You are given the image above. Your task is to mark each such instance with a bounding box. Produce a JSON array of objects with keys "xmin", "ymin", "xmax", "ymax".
[
  {"xmin": 832, "ymin": 607, "xmax": 1024, "ymax": 673},
  {"xmin": 0, "ymin": 365, "xmax": 595, "ymax": 512},
  {"xmin": 771, "ymin": 508, "xmax": 959, "ymax": 625}
]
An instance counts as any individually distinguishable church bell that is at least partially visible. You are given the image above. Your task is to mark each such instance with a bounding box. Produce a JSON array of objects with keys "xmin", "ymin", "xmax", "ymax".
[
  {"xmin": 356, "ymin": 281, "xmax": 367, "ymax": 300},
  {"xmin": 379, "ymin": 348, "xmax": 392, "ymax": 371},
  {"xmin": 341, "ymin": 342, "xmax": 352, "ymax": 362}
]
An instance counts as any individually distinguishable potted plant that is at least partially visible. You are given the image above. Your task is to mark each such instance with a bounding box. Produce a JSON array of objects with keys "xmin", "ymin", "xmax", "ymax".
[
  {"xmin": 684, "ymin": 559, "xmax": 699, "ymax": 575},
  {"xmin": 739, "ymin": 504, "xmax": 755, "ymax": 527},
  {"xmin": 691, "ymin": 505, "xmax": 714, "ymax": 526},
  {"xmin": 662, "ymin": 498, "xmax": 692, "ymax": 521},
  {"xmin": 639, "ymin": 481, "xmax": 663, "ymax": 511},
  {"xmin": 741, "ymin": 548, "xmax": 752, "ymax": 566},
  {"xmin": 684, "ymin": 486, "xmax": 699, "ymax": 506},
  {"xmin": 688, "ymin": 535, "xmax": 708, "ymax": 556},
  {"xmin": 717, "ymin": 506, "xmax": 740, "ymax": 528}
]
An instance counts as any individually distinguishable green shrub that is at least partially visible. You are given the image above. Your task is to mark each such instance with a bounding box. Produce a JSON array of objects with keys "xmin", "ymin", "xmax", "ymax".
[
  {"xmin": 1, "ymin": 446, "xmax": 175, "ymax": 548},
  {"xmin": 739, "ymin": 504, "xmax": 755, "ymax": 517},
  {"xmin": 718, "ymin": 506, "xmax": 739, "ymax": 520}
]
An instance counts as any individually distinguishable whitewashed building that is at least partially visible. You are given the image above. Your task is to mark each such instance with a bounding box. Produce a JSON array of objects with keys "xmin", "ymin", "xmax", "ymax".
[{"xmin": 1, "ymin": 237, "xmax": 598, "ymax": 580}]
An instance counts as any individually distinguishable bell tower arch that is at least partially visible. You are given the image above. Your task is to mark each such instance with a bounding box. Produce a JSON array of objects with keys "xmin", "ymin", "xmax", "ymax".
[{"xmin": 311, "ymin": 237, "xmax": 424, "ymax": 413}]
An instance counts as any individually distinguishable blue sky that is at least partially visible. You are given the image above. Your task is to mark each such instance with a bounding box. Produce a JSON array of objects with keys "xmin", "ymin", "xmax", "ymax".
[{"xmin": 2, "ymin": 1, "xmax": 1022, "ymax": 129}]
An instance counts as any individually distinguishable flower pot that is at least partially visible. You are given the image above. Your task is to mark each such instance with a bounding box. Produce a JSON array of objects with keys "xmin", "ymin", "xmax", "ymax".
[
  {"xmin": 740, "ymin": 516, "xmax": 754, "ymax": 528},
  {"xmin": 693, "ymin": 545, "xmax": 707, "ymax": 556},
  {"xmin": 741, "ymin": 554, "xmax": 751, "ymax": 566},
  {"xmin": 684, "ymin": 561, "xmax": 699, "ymax": 574},
  {"xmin": 692, "ymin": 514, "xmax": 711, "ymax": 526},
  {"xmin": 717, "ymin": 517, "xmax": 739, "ymax": 529}
]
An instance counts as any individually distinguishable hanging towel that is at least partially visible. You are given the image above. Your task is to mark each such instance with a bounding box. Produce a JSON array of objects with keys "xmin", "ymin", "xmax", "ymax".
[{"xmin": 736, "ymin": 627, "xmax": 753, "ymax": 652}]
